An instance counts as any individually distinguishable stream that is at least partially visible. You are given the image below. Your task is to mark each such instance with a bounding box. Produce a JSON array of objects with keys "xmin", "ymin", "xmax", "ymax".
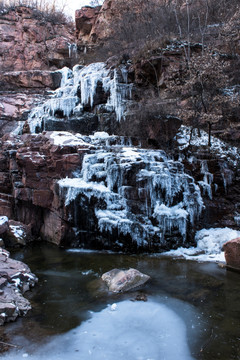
[{"xmin": 0, "ymin": 243, "xmax": 239, "ymax": 359}]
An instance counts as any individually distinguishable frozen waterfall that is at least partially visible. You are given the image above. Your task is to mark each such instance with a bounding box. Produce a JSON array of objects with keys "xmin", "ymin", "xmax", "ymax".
[
  {"xmin": 27, "ymin": 62, "xmax": 133, "ymax": 133},
  {"xmin": 58, "ymin": 135, "xmax": 204, "ymax": 250}
]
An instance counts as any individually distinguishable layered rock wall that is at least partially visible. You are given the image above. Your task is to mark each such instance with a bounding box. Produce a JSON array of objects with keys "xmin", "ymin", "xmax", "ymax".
[{"xmin": 0, "ymin": 6, "xmax": 75, "ymax": 71}]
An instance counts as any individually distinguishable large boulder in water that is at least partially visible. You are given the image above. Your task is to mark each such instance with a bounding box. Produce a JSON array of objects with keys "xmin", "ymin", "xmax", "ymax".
[
  {"xmin": 102, "ymin": 268, "xmax": 150, "ymax": 293},
  {"xmin": 223, "ymin": 238, "xmax": 240, "ymax": 271}
]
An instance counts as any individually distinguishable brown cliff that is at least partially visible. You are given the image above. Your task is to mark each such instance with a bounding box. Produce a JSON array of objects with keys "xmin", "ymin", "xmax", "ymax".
[
  {"xmin": 0, "ymin": 5, "xmax": 76, "ymax": 136},
  {"xmin": 0, "ymin": 6, "xmax": 75, "ymax": 71}
]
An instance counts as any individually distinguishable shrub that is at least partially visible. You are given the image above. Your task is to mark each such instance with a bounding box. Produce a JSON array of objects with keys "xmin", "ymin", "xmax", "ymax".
[{"xmin": 0, "ymin": 0, "xmax": 72, "ymax": 24}]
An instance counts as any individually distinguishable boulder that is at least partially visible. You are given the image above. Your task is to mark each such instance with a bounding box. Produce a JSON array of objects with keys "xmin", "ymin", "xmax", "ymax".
[
  {"xmin": 102, "ymin": 268, "xmax": 150, "ymax": 293},
  {"xmin": 223, "ymin": 238, "xmax": 240, "ymax": 271},
  {"xmin": 0, "ymin": 247, "xmax": 38, "ymax": 325},
  {"xmin": 3, "ymin": 220, "xmax": 32, "ymax": 247}
]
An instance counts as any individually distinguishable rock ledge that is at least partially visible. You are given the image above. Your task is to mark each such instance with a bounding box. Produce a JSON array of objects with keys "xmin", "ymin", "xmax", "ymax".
[{"xmin": 0, "ymin": 248, "xmax": 38, "ymax": 325}]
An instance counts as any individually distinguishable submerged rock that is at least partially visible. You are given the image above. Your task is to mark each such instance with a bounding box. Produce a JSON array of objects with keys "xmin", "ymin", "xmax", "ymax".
[
  {"xmin": 102, "ymin": 268, "xmax": 150, "ymax": 293},
  {"xmin": 0, "ymin": 248, "xmax": 38, "ymax": 325},
  {"xmin": 223, "ymin": 238, "xmax": 240, "ymax": 271}
]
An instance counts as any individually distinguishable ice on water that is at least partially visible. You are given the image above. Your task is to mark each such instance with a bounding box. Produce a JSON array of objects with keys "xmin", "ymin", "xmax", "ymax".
[
  {"xmin": 163, "ymin": 227, "xmax": 240, "ymax": 262},
  {"xmin": 2, "ymin": 300, "xmax": 194, "ymax": 360}
]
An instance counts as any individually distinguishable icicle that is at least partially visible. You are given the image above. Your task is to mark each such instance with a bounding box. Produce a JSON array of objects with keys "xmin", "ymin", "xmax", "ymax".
[
  {"xmin": 58, "ymin": 143, "xmax": 204, "ymax": 248},
  {"xmin": 198, "ymin": 160, "xmax": 213, "ymax": 199},
  {"xmin": 68, "ymin": 43, "xmax": 77, "ymax": 58},
  {"xmin": 26, "ymin": 62, "xmax": 134, "ymax": 133},
  {"xmin": 219, "ymin": 161, "xmax": 234, "ymax": 193}
]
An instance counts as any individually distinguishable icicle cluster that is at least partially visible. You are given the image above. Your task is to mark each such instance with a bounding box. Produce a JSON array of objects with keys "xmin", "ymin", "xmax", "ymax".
[
  {"xmin": 58, "ymin": 140, "xmax": 204, "ymax": 248},
  {"xmin": 27, "ymin": 63, "xmax": 133, "ymax": 133},
  {"xmin": 198, "ymin": 160, "xmax": 213, "ymax": 199}
]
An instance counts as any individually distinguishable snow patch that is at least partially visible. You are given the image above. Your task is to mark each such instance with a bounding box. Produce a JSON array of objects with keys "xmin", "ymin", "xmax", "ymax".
[
  {"xmin": 0, "ymin": 216, "xmax": 8, "ymax": 226},
  {"xmin": 176, "ymin": 125, "xmax": 240, "ymax": 167},
  {"xmin": 50, "ymin": 131, "xmax": 91, "ymax": 147},
  {"xmin": 163, "ymin": 227, "xmax": 240, "ymax": 262}
]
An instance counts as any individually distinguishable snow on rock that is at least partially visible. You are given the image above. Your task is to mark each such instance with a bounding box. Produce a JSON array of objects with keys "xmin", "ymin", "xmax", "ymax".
[
  {"xmin": 3, "ymin": 221, "xmax": 32, "ymax": 247},
  {"xmin": 176, "ymin": 125, "xmax": 240, "ymax": 167},
  {"xmin": 0, "ymin": 216, "xmax": 9, "ymax": 235},
  {"xmin": 49, "ymin": 131, "xmax": 92, "ymax": 148},
  {"xmin": 58, "ymin": 178, "xmax": 111, "ymax": 206},
  {"xmin": 58, "ymin": 145, "xmax": 203, "ymax": 250},
  {"xmin": 26, "ymin": 62, "xmax": 133, "ymax": 133},
  {"xmin": 162, "ymin": 227, "xmax": 240, "ymax": 262},
  {"xmin": 1, "ymin": 300, "xmax": 194, "ymax": 360},
  {"xmin": 0, "ymin": 248, "xmax": 38, "ymax": 325}
]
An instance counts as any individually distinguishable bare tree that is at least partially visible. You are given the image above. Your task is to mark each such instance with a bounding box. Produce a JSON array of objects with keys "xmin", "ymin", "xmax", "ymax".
[{"xmin": 198, "ymin": 0, "xmax": 209, "ymax": 56}]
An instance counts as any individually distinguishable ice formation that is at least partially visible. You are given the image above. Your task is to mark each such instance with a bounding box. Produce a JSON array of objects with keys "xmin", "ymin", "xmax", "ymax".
[
  {"xmin": 176, "ymin": 125, "xmax": 240, "ymax": 167},
  {"xmin": 198, "ymin": 160, "xmax": 213, "ymax": 199},
  {"xmin": 27, "ymin": 62, "xmax": 133, "ymax": 133},
  {"xmin": 58, "ymin": 139, "xmax": 203, "ymax": 248},
  {"xmin": 163, "ymin": 227, "xmax": 240, "ymax": 262},
  {"xmin": 0, "ymin": 216, "xmax": 8, "ymax": 227}
]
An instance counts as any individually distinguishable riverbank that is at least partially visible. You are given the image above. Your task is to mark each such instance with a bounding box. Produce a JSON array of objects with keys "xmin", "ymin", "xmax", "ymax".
[{"xmin": 0, "ymin": 248, "xmax": 37, "ymax": 326}]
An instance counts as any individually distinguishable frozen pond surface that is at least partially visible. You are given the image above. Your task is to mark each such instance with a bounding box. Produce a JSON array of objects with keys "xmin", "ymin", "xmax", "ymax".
[
  {"xmin": 2, "ymin": 300, "xmax": 194, "ymax": 360},
  {"xmin": 0, "ymin": 244, "xmax": 240, "ymax": 360}
]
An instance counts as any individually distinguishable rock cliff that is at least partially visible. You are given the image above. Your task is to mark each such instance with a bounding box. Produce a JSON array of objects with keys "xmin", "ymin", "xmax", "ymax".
[{"xmin": 0, "ymin": 5, "xmax": 75, "ymax": 136}]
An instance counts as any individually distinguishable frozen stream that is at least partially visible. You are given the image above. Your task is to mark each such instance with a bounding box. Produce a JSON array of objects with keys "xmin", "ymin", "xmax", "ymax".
[{"xmin": 0, "ymin": 244, "xmax": 240, "ymax": 359}]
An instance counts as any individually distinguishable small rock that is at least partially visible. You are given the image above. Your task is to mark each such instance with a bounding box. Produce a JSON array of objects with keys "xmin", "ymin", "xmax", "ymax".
[
  {"xmin": 102, "ymin": 268, "xmax": 150, "ymax": 293},
  {"xmin": 134, "ymin": 293, "xmax": 148, "ymax": 302}
]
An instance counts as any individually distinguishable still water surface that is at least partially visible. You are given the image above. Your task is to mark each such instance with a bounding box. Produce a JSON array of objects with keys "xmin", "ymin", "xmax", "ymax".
[{"xmin": 1, "ymin": 243, "xmax": 240, "ymax": 359}]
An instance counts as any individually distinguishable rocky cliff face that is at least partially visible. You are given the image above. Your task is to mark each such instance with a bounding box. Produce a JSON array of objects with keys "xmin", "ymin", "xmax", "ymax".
[
  {"xmin": 0, "ymin": 6, "xmax": 75, "ymax": 71},
  {"xmin": 0, "ymin": 6, "xmax": 75, "ymax": 136}
]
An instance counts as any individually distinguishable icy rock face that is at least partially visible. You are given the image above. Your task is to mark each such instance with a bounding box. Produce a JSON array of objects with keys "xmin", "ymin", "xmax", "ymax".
[
  {"xmin": 58, "ymin": 138, "xmax": 203, "ymax": 251},
  {"xmin": 175, "ymin": 125, "xmax": 240, "ymax": 202},
  {"xmin": 26, "ymin": 62, "xmax": 133, "ymax": 134}
]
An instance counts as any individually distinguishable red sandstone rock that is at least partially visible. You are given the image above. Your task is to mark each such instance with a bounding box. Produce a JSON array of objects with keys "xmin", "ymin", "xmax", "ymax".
[
  {"xmin": 0, "ymin": 132, "xmax": 91, "ymax": 245},
  {"xmin": 0, "ymin": 70, "xmax": 61, "ymax": 89},
  {"xmin": 40, "ymin": 211, "xmax": 69, "ymax": 245},
  {"xmin": 33, "ymin": 190, "xmax": 53, "ymax": 208},
  {"xmin": 75, "ymin": 6, "xmax": 101, "ymax": 42},
  {"xmin": 223, "ymin": 238, "xmax": 240, "ymax": 270},
  {"xmin": 0, "ymin": 247, "xmax": 37, "ymax": 325},
  {"xmin": 0, "ymin": 6, "xmax": 75, "ymax": 72},
  {"xmin": 3, "ymin": 220, "xmax": 32, "ymax": 247}
]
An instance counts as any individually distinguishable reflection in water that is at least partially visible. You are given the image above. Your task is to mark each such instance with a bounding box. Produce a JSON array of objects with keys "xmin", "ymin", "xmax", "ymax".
[{"xmin": 0, "ymin": 243, "xmax": 239, "ymax": 360}]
